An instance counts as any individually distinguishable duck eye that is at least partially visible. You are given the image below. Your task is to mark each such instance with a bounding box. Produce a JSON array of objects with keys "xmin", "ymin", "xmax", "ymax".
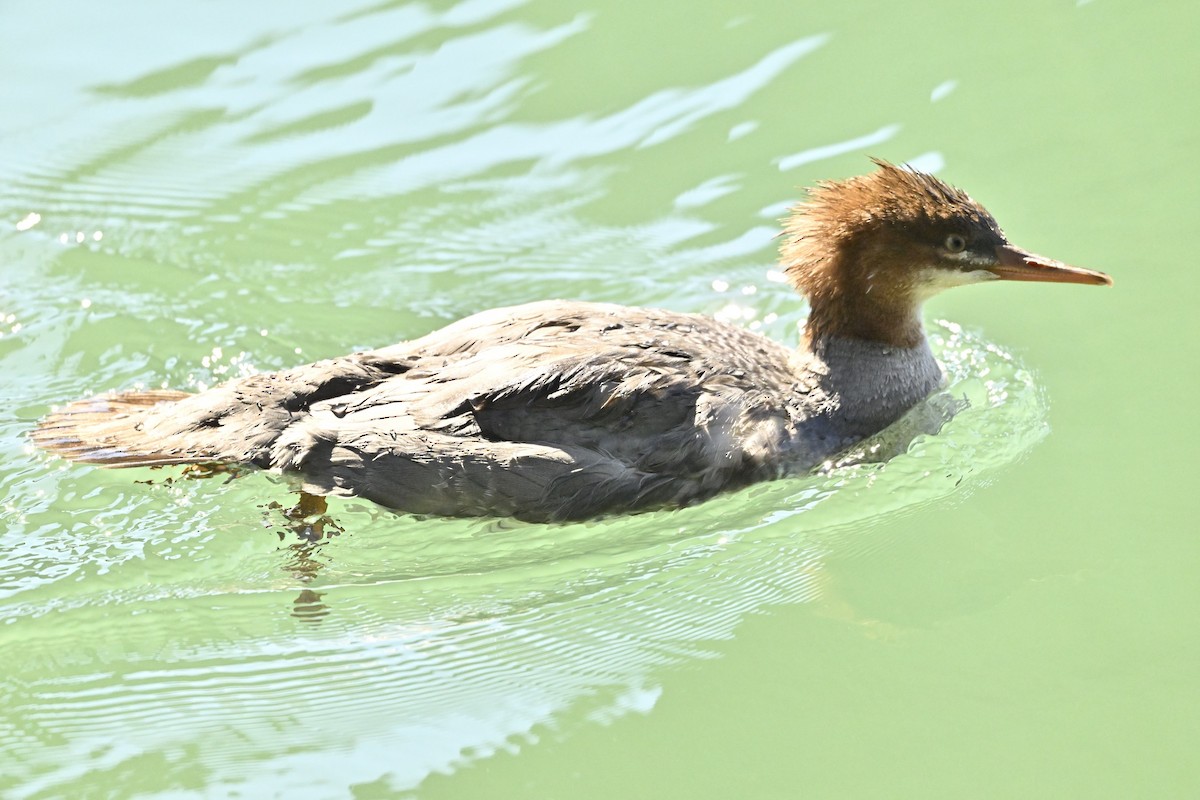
[{"xmin": 944, "ymin": 233, "xmax": 967, "ymax": 253}]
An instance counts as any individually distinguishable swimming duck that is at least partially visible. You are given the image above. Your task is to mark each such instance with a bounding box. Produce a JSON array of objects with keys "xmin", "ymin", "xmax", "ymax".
[{"xmin": 33, "ymin": 160, "xmax": 1112, "ymax": 521}]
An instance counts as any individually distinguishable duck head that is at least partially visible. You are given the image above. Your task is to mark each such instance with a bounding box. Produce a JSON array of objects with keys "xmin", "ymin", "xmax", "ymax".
[{"xmin": 782, "ymin": 159, "xmax": 1112, "ymax": 349}]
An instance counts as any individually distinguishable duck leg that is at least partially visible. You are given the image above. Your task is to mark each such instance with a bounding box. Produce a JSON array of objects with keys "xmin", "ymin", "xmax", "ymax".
[{"xmin": 287, "ymin": 491, "xmax": 328, "ymax": 520}]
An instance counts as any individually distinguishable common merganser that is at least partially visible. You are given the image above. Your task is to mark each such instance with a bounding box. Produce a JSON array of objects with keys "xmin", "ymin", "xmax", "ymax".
[{"xmin": 33, "ymin": 160, "xmax": 1112, "ymax": 521}]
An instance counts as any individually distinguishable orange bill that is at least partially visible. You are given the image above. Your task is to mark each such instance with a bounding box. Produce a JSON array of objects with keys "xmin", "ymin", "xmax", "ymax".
[{"xmin": 990, "ymin": 244, "xmax": 1113, "ymax": 286}]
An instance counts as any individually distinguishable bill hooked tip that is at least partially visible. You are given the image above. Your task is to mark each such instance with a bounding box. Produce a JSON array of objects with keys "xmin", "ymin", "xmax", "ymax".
[{"xmin": 989, "ymin": 244, "xmax": 1113, "ymax": 286}]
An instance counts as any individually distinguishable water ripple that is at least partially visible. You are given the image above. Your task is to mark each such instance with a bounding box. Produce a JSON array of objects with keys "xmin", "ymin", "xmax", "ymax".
[
  {"xmin": 1, "ymin": 2, "xmax": 1056, "ymax": 796},
  {"xmin": 2, "ymin": 320, "xmax": 1047, "ymax": 795}
]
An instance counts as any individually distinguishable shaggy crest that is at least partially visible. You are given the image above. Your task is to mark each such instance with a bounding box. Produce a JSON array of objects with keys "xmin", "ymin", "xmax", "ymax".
[{"xmin": 782, "ymin": 159, "xmax": 1004, "ymax": 292}]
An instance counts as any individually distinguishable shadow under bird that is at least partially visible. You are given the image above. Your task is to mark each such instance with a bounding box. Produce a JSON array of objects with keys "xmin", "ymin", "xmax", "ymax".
[{"xmin": 33, "ymin": 160, "xmax": 1112, "ymax": 521}]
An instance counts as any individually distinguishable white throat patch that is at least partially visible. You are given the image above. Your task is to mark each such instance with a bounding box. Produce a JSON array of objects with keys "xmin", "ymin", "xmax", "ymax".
[{"xmin": 912, "ymin": 264, "xmax": 998, "ymax": 303}]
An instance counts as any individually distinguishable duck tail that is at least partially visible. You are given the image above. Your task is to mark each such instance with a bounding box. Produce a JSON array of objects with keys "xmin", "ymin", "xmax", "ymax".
[{"xmin": 31, "ymin": 389, "xmax": 213, "ymax": 468}]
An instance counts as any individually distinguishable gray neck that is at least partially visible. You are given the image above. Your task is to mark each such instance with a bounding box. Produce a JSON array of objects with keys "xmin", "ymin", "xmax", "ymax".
[{"xmin": 795, "ymin": 334, "xmax": 944, "ymax": 437}]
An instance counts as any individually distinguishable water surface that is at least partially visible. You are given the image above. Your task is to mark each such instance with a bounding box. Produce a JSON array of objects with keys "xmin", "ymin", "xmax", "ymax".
[{"xmin": 2, "ymin": 0, "xmax": 1197, "ymax": 797}]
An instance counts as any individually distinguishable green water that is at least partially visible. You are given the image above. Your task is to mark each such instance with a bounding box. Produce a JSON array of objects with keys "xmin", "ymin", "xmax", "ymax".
[{"xmin": 2, "ymin": 0, "xmax": 1197, "ymax": 797}]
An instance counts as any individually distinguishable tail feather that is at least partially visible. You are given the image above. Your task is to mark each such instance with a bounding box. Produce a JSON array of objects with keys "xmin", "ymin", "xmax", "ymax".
[{"xmin": 32, "ymin": 390, "xmax": 216, "ymax": 468}]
